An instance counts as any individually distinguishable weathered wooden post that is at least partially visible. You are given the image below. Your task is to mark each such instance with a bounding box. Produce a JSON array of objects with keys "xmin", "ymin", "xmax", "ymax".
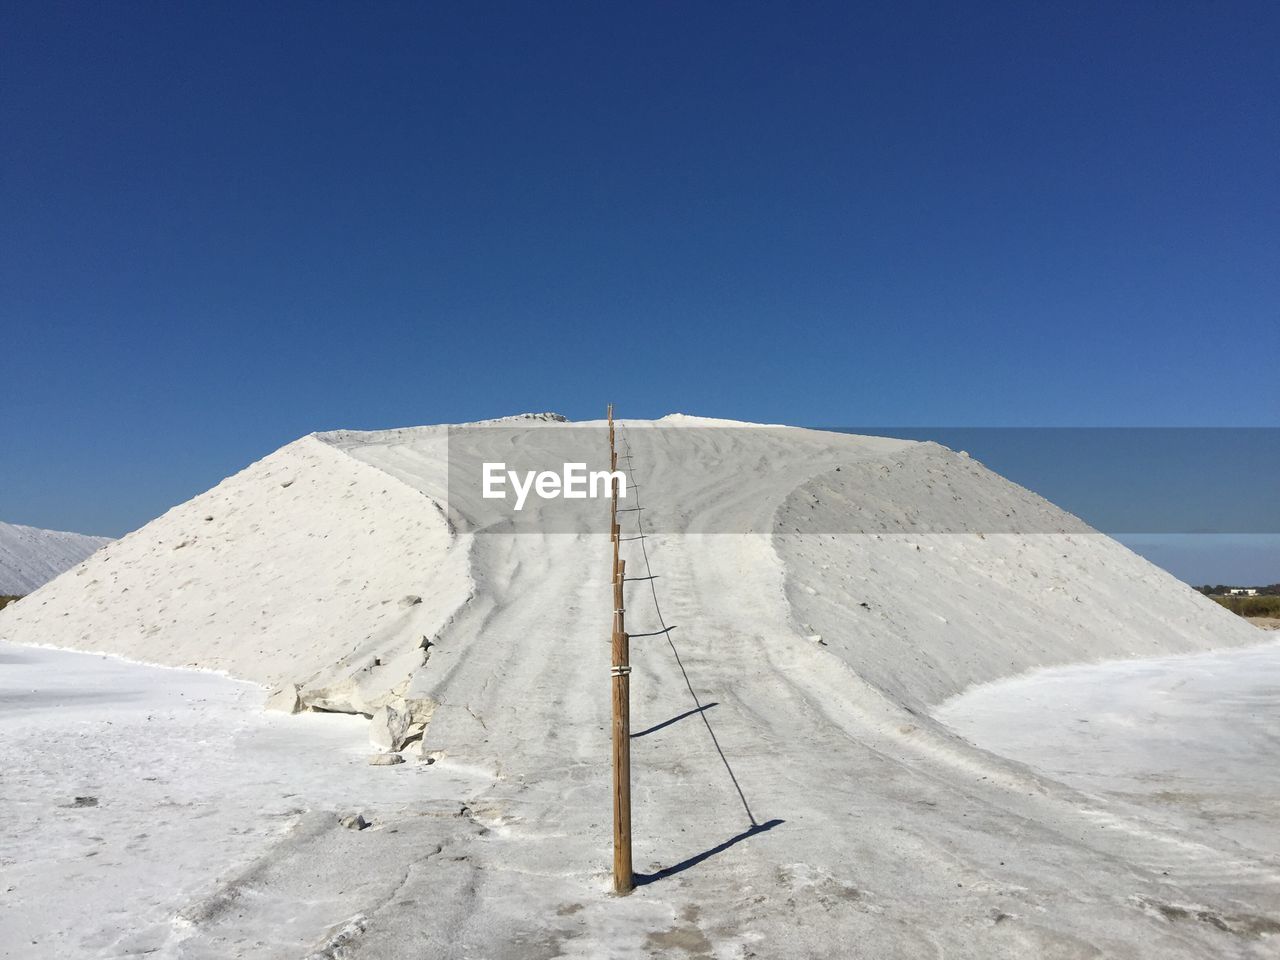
[{"xmin": 611, "ymin": 558, "xmax": 633, "ymax": 893}]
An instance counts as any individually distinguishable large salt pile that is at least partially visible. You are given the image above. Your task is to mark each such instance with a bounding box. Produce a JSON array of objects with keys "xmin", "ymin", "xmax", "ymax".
[{"xmin": 1, "ymin": 414, "xmax": 1256, "ymax": 726}]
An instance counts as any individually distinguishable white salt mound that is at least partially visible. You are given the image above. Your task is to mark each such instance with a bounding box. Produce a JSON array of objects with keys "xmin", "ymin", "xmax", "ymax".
[
  {"xmin": 0, "ymin": 418, "xmax": 1257, "ymax": 722},
  {"xmin": 0, "ymin": 416, "xmax": 1273, "ymax": 959},
  {"xmin": 0, "ymin": 520, "xmax": 112, "ymax": 595}
]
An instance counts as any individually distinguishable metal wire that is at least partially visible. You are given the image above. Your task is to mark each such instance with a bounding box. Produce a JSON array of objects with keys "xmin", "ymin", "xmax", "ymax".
[{"xmin": 618, "ymin": 433, "xmax": 759, "ymax": 827}]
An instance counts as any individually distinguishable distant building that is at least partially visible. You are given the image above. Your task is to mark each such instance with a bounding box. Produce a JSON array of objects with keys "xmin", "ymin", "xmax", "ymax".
[{"xmin": 1227, "ymin": 588, "xmax": 1259, "ymax": 596}]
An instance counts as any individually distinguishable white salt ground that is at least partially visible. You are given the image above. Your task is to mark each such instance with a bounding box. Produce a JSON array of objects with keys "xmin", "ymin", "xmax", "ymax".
[
  {"xmin": 935, "ymin": 637, "xmax": 1280, "ymax": 861},
  {"xmin": 0, "ymin": 642, "xmax": 484, "ymax": 959},
  {"xmin": 5, "ymin": 633, "xmax": 1279, "ymax": 958}
]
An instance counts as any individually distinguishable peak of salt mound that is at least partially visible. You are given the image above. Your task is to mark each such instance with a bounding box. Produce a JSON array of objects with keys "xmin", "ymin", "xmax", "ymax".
[
  {"xmin": 657, "ymin": 413, "xmax": 789, "ymax": 427},
  {"xmin": 470, "ymin": 412, "xmax": 568, "ymax": 425}
]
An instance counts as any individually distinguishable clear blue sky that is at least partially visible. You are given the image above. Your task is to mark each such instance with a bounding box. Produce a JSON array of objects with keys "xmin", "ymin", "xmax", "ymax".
[{"xmin": 2, "ymin": 3, "xmax": 1277, "ymax": 580}]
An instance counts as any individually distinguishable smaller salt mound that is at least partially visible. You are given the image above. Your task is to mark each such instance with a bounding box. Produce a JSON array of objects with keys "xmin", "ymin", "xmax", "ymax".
[
  {"xmin": 0, "ymin": 436, "xmax": 472, "ymax": 717},
  {"xmin": 0, "ymin": 521, "xmax": 112, "ymax": 595}
]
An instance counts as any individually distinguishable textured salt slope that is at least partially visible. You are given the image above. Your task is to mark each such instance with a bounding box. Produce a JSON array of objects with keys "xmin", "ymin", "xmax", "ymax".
[
  {"xmin": 777, "ymin": 526, "xmax": 1259, "ymax": 712},
  {"xmin": 327, "ymin": 418, "xmax": 1259, "ymax": 714},
  {"xmin": 0, "ymin": 520, "xmax": 111, "ymax": 594},
  {"xmin": 2, "ymin": 416, "xmax": 1277, "ymax": 958},
  {"xmin": 0, "ymin": 437, "xmax": 471, "ymax": 716}
]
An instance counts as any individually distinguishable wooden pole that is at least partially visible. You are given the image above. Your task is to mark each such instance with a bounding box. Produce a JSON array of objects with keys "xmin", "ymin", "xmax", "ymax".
[
  {"xmin": 611, "ymin": 559, "xmax": 633, "ymax": 893},
  {"xmin": 610, "ymin": 452, "xmax": 619, "ymax": 568},
  {"xmin": 608, "ymin": 404, "xmax": 634, "ymax": 894},
  {"xmin": 612, "ymin": 521, "xmax": 620, "ymax": 581}
]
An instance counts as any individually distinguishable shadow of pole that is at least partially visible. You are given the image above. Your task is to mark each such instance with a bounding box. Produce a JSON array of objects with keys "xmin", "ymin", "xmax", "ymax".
[
  {"xmin": 634, "ymin": 819, "xmax": 786, "ymax": 886},
  {"xmin": 631, "ymin": 702, "xmax": 718, "ymax": 739}
]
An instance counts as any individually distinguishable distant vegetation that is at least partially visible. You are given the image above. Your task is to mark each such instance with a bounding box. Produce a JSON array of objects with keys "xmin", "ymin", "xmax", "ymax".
[
  {"xmin": 1196, "ymin": 584, "xmax": 1280, "ymax": 596},
  {"xmin": 1194, "ymin": 583, "xmax": 1280, "ymax": 618},
  {"xmin": 0, "ymin": 595, "xmax": 21, "ymax": 611},
  {"xmin": 1210, "ymin": 595, "xmax": 1280, "ymax": 619}
]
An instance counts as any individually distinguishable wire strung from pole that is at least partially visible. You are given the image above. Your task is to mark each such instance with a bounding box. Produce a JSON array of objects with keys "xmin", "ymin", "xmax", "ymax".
[{"xmin": 618, "ymin": 432, "xmax": 760, "ymax": 828}]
